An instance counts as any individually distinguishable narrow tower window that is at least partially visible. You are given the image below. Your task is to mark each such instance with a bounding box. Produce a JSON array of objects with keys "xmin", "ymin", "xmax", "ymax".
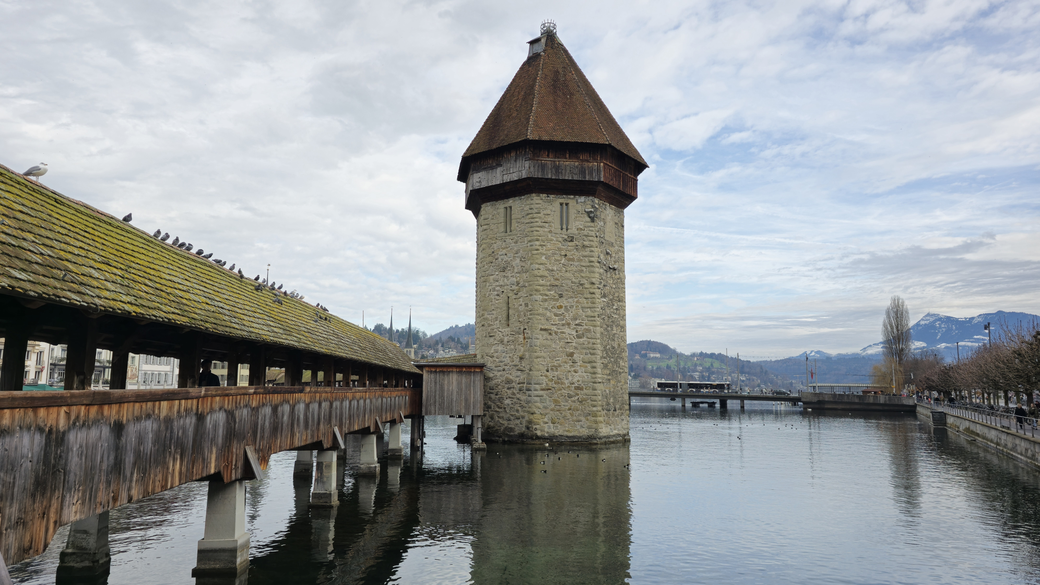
[
  {"xmin": 504, "ymin": 206, "xmax": 513, "ymax": 233},
  {"xmin": 559, "ymin": 202, "xmax": 569, "ymax": 231},
  {"xmin": 506, "ymin": 296, "xmax": 511, "ymax": 326}
]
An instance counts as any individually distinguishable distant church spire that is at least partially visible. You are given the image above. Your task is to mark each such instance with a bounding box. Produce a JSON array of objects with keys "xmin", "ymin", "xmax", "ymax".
[
  {"xmin": 405, "ymin": 308, "xmax": 414, "ymax": 350},
  {"xmin": 388, "ymin": 307, "xmax": 395, "ymax": 345}
]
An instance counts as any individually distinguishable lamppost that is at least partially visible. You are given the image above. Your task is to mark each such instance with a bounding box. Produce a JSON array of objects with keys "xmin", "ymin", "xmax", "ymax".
[
  {"xmin": 266, "ymin": 263, "xmax": 271, "ymax": 284},
  {"xmin": 984, "ymin": 322, "xmax": 992, "ymax": 346}
]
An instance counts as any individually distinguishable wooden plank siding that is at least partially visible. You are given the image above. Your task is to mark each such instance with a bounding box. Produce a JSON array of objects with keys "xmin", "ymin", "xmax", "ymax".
[
  {"xmin": 0, "ymin": 385, "xmax": 420, "ymax": 565},
  {"xmin": 419, "ymin": 366, "xmax": 483, "ymax": 416}
]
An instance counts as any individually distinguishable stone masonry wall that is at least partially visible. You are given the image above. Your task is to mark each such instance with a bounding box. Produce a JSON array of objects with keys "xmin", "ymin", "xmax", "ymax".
[{"xmin": 475, "ymin": 193, "xmax": 629, "ymax": 442}]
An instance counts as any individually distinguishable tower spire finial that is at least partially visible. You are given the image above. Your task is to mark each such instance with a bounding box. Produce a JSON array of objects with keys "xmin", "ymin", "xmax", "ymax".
[{"xmin": 540, "ymin": 20, "xmax": 556, "ymax": 36}]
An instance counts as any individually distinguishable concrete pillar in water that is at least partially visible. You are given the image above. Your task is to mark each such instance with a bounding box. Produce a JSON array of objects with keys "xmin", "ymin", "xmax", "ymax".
[
  {"xmin": 56, "ymin": 511, "xmax": 111, "ymax": 578},
  {"xmin": 387, "ymin": 421, "xmax": 404, "ymax": 458},
  {"xmin": 310, "ymin": 450, "xmax": 338, "ymax": 507},
  {"xmin": 410, "ymin": 416, "xmax": 425, "ymax": 452},
  {"xmin": 740, "ymin": 400, "xmax": 745, "ymax": 410},
  {"xmin": 357, "ymin": 474, "xmax": 378, "ymax": 516},
  {"xmin": 472, "ymin": 414, "xmax": 487, "ymax": 450},
  {"xmin": 193, "ymin": 480, "xmax": 249, "ymax": 577},
  {"xmin": 359, "ymin": 433, "xmax": 379, "ymax": 475},
  {"xmin": 293, "ymin": 449, "xmax": 313, "ymax": 480},
  {"xmin": 681, "ymin": 397, "xmax": 686, "ymax": 408},
  {"xmin": 720, "ymin": 399, "xmax": 728, "ymax": 410},
  {"xmin": 387, "ymin": 460, "xmax": 402, "ymax": 494},
  {"xmin": 310, "ymin": 506, "xmax": 337, "ymax": 562}
]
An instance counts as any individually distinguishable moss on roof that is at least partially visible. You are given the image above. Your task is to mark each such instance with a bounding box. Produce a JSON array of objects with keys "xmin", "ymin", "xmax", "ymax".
[{"xmin": 0, "ymin": 163, "xmax": 418, "ymax": 374}]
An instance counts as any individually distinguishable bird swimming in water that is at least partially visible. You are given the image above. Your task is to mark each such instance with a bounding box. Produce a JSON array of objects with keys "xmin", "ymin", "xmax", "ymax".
[
  {"xmin": 22, "ymin": 163, "xmax": 47, "ymax": 182},
  {"xmin": 160, "ymin": 233, "xmax": 170, "ymax": 242},
  {"xmin": 122, "ymin": 213, "xmax": 132, "ymax": 222}
]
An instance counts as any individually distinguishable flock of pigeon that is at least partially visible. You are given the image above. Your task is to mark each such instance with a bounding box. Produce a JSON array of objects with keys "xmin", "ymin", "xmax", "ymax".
[
  {"xmin": 128, "ymin": 217, "xmax": 328, "ymax": 309},
  {"xmin": 23, "ymin": 162, "xmax": 331, "ymax": 313}
]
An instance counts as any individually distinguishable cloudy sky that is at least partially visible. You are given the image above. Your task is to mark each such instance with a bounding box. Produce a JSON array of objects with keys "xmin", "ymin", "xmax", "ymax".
[{"xmin": 2, "ymin": 0, "xmax": 1038, "ymax": 358}]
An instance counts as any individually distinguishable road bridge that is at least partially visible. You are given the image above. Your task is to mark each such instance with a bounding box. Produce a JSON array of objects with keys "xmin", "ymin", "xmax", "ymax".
[{"xmin": 629, "ymin": 390, "xmax": 801, "ymax": 409}]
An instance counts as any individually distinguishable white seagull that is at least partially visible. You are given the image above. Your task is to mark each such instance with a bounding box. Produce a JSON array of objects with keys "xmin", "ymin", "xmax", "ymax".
[{"xmin": 23, "ymin": 163, "xmax": 48, "ymax": 182}]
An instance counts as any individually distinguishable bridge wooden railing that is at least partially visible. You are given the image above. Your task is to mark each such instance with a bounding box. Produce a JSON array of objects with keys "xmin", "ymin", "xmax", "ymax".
[{"xmin": 0, "ymin": 385, "xmax": 421, "ymax": 566}]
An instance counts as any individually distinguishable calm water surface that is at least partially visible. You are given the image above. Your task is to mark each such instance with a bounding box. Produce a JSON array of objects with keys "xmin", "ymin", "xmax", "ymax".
[{"xmin": 11, "ymin": 402, "xmax": 1040, "ymax": 584}]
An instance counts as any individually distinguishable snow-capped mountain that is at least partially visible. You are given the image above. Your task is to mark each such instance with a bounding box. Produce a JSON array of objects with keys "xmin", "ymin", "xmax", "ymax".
[{"xmin": 859, "ymin": 311, "xmax": 1039, "ymax": 360}]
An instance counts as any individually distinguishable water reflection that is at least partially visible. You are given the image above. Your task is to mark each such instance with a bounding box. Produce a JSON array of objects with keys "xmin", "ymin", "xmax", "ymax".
[{"xmin": 13, "ymin": 408, "xmax": 1040, "ymax": 584}]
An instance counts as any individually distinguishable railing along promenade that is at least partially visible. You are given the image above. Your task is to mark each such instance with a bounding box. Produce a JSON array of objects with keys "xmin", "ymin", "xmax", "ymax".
[
  {"xmin": 918, "ymin": 397, "xmax": 1040, "ymax": 439},
  {"xmin": 0, "ymin": 384, "xmax": 420, "ymax": 569}
]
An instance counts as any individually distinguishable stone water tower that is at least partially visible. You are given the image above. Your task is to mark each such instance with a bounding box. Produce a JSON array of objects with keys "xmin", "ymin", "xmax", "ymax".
[{"xmin": 458, "ymin": 22, "xmax": 647, "ymax": 442}]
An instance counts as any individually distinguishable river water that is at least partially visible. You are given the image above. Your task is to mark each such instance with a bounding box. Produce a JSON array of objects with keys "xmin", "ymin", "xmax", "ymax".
[{"xmin": 11, "ymin": 401, "xmax": 1040, "ymax": 584}]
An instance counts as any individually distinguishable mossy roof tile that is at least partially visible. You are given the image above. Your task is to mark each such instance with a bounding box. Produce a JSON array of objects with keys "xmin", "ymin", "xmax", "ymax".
[{"xmin": 0, "ymin": 163, "xmax": 418, "ymax": 374}]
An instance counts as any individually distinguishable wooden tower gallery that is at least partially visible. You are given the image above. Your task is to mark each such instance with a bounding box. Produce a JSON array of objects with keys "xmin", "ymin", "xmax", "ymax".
[{"xmin": 458, "ymin": 22, "xmax": 648, "ymax": 442}]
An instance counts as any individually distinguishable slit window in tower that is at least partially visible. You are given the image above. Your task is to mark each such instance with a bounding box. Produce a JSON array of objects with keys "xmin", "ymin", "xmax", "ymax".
[
  {"xmin": 504, "ymin": 205, "xmax": 513, "ymax": 233},
  {"xmin": 559, "ymin": 202, "xmax": 569, "ymax": 231},
  {"xmin": 506, "ymin": 296, "xmax": 511, "ymax": 327}
]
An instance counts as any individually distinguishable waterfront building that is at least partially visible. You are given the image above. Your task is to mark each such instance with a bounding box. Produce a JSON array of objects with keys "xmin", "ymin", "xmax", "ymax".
[{"xmin": 459, "ymin": 23, "xmax": 647, "ymax": 442}]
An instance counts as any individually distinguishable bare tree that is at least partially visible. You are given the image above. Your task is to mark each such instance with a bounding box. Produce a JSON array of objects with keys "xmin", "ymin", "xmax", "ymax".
[{"xmin": 882, "ymin": 296, "xmax": 912, "ymax": 393}]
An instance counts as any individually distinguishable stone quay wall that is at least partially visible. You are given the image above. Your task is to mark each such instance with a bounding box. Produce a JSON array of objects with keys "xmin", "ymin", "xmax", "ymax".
[
  {"xmin": 917, "ymin": 403, "xmax": 1040, "ymax": 470},
  {"xmin": 475, "ymin": 193, "xmax": 629, "ymax": 442}
]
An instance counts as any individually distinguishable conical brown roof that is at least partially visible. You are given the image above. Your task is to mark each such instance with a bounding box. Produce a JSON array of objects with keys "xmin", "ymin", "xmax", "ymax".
[{"xmin": 459, "ymin": 32, "xmax": 647, "ymax": 180}]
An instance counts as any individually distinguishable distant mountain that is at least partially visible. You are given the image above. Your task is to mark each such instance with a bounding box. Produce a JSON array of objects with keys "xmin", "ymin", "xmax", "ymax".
[
  {"xmin": 858, "ymin": 311, "xmax": 1039, "ymax": 360},
  {"xmin": 755, "ymin": 310, "xmax": 1040, "ymax": 386},
  {"xmin": 429, "ymin": 323, "xmax": 475, "ymax": 342},
  {"xmin": 627, "ymin": 340, "xmax": 677, "ymax": 357}
]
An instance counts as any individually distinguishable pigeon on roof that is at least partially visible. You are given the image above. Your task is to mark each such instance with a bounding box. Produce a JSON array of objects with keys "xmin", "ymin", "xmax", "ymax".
[
  {"xmin": 277, "ymin": 284, "xmax": 283, "ymax": 290},
  {"xmin": 22, "ymin": 163, "xmax": 47, "ymax": 182},
  {"xmin": 172, "ymin": 236, "xmax": 180, "ymax": 246},
  {"xmin": 219, "ymin": 260, "xmax": 227, "ymax": 267},
  {"xmin": 254, "ymin": 275, "xmax": 260, "ymax": 281},
  {"xmin": 122, "ymin": 213, "xmax": 132, "ymax": 222},
  {"xmin": 177, "ymin": 241, "xmax": 187, "ymax": 249},
  {"xmin": 184, "ymin": 243, "xmax": 193, "ymax": 251},
  {"xmin": 195, "ymin": 249, "xmax": 204, "ymax": 255},
  {"xmin": 213, "ymin": 258, "xmax": 222, "ymax": 264},
  {"xmin": 238, "ymin": 268, "xmax": 244, "ymax": 278},
  {"xmin": 203, "ymin": 252, "xmax": 213, "ymax": 259},
  {"xmin": 153, "ymin": 229, "xmax": 161, "ymax": 238},
  {"xmin": 160, "ymin": 233, "xmax": 170, "ymax": 242},
  {"xmin": 228, "ymin": 263, "xmax": 235, "ymax": 271}
]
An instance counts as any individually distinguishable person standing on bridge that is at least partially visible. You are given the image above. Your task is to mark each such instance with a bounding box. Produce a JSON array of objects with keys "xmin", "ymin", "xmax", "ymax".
[{"xmin": 199, "ymin": 359, "xmax": 221, "ymax": 387}]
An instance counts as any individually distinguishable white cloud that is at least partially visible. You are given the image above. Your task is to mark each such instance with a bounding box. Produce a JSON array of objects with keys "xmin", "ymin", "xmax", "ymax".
[{"xmin": 2, "ymin": 0, "xmax": 1038, "ymax": 356}]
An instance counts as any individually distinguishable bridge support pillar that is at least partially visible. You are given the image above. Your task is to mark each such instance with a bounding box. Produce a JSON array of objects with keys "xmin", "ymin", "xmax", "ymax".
[
  {"xmin": 293, "ymin": 450, "xmax": 313, "ymax": 479},
  {"xmin": 410, "ymin": 416, "xmax": 425, "ymax": 453},
  {"xmin": 387, "ymin": 460, "xmax": 402, "ymax": 493},
  {"xmin": 740, "ymin": 400, "xmax": 745, "ymax": 410},
  {"xmin": 359, "ymin": 433, "xmax": 379, "ymax": 475},
  {"xmin": 56, "ymin": 511, "xmax": 111, "ymax": 578},
  {"xmin": 471, "ymin": 414, "xmax": 486, "ymax": 450},
  {"xmin": 681, "ymin": 397, "xmax": 686, "ymax": 408},
  {"xmin": 310, "ymin": 450, "xmax": 338, "ymax": 507},
  {"xmin": 193, "ymin": 480, "xmax": 249, "ymax": 577},
  {"xmin": 388, "ymin": 421, "xmax": 404, "ymax": 458},
  {"xmin": 720, "ymin": 399, "xmax": 728, "ymax": 410}
]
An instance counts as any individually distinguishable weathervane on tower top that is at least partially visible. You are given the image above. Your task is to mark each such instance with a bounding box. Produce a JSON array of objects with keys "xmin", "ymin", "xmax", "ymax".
[{"xmin": 540, "ymin": 20, "xmax": 557, "ymax": 36}]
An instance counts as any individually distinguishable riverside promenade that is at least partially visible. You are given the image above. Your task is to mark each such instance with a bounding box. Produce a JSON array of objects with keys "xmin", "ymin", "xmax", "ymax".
[{"xmin": 917, "ymin": 400, "xmax": 1040, "ymax": 470}]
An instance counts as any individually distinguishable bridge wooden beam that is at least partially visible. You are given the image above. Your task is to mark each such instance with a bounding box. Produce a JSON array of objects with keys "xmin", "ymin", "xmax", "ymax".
[
  {"xmin": 0, "ymin": 305, "xmax": 32, "ymax": 391},
  {"xmin": 0, "ymin": 386, "xmax": 420, "ymax": 565},
  {"xmin": 64, "ymin": 314, "xmax": 98, "ymax": 390}
]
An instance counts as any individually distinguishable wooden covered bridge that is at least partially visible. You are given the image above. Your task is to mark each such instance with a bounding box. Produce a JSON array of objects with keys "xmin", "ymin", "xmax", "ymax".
[{"xmin": 0, "ymin": 163, "xmax": 483, "ymax": 579}]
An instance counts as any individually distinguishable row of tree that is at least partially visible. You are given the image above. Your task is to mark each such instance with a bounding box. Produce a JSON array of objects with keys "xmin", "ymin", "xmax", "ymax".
[
  {"xmin": 918, "ymin": 324, "xmax": 1040, "ymax": 406},
  {"xmin": 873, "ymin": 295, "xmax": 1040, "ymax": 404}
]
